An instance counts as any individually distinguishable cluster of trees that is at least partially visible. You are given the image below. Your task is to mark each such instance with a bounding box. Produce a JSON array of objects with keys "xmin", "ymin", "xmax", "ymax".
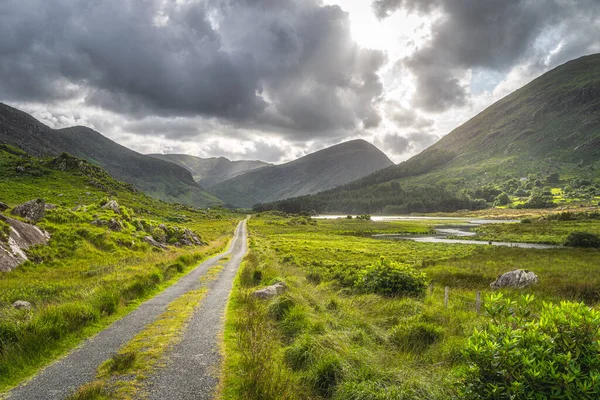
[{"xmin": 254, "ymin": 183, "xmax": 489, "ymax": 214}]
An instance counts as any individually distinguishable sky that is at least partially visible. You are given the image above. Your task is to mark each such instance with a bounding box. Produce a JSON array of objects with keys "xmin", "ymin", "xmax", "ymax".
[{"xmin": 1, "ymin": 0, "xmax": 599, "ymax": 163}]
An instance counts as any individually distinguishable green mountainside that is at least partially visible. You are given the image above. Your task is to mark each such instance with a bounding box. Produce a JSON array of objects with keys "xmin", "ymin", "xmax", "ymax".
[
  {"xmin": 0, "ymin": 104, "xmax": 222, "ymax": 208},
  {"xmin": 257, "ymin": 54, "xmax": 600, "ymax": 214},
  {"xmin": 148, "ymin": 153, "xmax": 270, "ymax": 187},
  {"xmin": 209, "ymin": 139, "xmax": 394, "ymax": 208}
]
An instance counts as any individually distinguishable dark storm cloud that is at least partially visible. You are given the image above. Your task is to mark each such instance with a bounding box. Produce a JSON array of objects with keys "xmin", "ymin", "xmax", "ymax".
[
  {"xmin": 385, "ymin": 101, "xmax": 433, "ymax": 129},
  {"xmin": 379, "ymin": 131, "xmax": 439, "ymax": 157},
  {"xmin": 377, "ymin": 0, "xmax": 600, "ymax": 112},
  {"xmin": 0, "ymin": 0, "xmax": 385, "ymax": 136}
]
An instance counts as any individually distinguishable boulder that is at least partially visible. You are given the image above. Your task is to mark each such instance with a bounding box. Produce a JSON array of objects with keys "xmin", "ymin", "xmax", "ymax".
[
  {"xmin": 0, "ymin": 215, "xmax": 50, "ymax": 272},
  {"xmin": 11, "ymin": 199, "xmax": 46, "ymax": 222},
  {"xmin": 181, "ymin": 228, "xmax": 206, "ymax": 246},
  {"xmin": 490, "ymin": 269, "xmax": 539, "ymax": 289},
  {"xmin": 252, "ymin": 282, "xmax": 286, "ymax": 299},
  {"xmin": 0, "ymin": 202, "xmax": 8, "ymax": 212},
  {"xmin": 143, "ymin": 236, "xmax": 168, "ymax": 250},
  {"xmin": 12, "ymin": 300, "xmax": 31, "ymax": 310},
  {"xmin": 101, "ymin": 200, "xmax": 121, "ymax": 214},
  {"xmin": 108, "ymin": 218, "xmax": 123, "ymax": 232},
  {"xmin": 45, "ymin": 204, "xmax": 57, "ymax": 210}
]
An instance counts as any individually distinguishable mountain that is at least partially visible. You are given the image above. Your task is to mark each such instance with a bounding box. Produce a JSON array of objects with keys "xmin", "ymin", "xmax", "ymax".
[
  {"xmin": 147, "ymin": 154, "xmax": 270, "ymax": 187},
  {"xmin": 0, "ymin": 103, "xmax": 221, "ymax": 207},
  {"xmin": 256, "ymin": 53, "xmax": 600, "ymax": 214},
  {"xmin": 209, "ymin": 139, "xmax": 394, "ymax": 208}
]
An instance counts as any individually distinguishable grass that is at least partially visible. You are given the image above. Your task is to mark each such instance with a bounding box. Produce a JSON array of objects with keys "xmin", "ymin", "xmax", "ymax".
[
  {"xmin": 68, "ymin": 262, "xmax": 226, "ymax": 399},
  {"xmin": 0, "ymin": 148, "xmax": 242, "ymax": 393},
  {"xmin": 220, "ymin": 214, "xmax": 600, "ymax": 399}
]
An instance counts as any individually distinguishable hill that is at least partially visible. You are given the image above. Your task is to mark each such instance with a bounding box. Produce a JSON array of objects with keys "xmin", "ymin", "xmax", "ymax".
[
  {"xmin": 147, "ymin": 154, "xmax": 270, "ymax": 187},
  {"xmin": 0, "ymin": 103, "xmax": 222, "ymax": 208},
  {"xmin": 256, "ymin": 54, "xmax": 600, "ymax": 214},
  {"xmin": 208, "ymin": 139, "xmax": 394, "ymax": 208}
]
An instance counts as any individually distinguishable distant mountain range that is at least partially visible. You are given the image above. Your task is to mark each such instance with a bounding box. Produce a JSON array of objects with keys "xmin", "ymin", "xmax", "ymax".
[
  {"xmin": 208, "ymin": 139, "xmax": 394, "ymax": 208},
  {"xmin": 0, "ymin": 103, "xmax": 221, "ymax": 207},
  {"xmin": 147, "ymin": 154, "xmax": 271, "ymax": 188},
  {"xmin": 257, "ymin": 53, "xmax": 600, "ymax": 214},
  {"xmin": 0, "ymin": 103, "xmax": 394, "ymax": 209}
]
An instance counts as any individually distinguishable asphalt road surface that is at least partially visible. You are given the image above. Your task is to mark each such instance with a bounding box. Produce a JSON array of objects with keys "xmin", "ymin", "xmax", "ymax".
[{"xmin": 6, "ymin": 220, "xmax": 247, "ymax": 400}]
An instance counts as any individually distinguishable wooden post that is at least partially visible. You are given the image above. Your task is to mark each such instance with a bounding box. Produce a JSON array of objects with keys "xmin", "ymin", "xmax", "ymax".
[
  {"xmin": 476, "ymin": 291, "xmax": 481, "ymax": 314},
  {"xmin": 429, "ymin": 282, "xmax": 434, "ymax": 295},
  {"xmin": 444, "ymin": 286, "xmax": 449, "ymax": 307}
]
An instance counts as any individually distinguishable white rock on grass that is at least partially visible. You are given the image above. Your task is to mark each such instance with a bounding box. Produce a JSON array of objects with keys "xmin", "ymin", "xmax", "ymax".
[
  {"xmin": 13, "ymin": 300, "xmax": 31, "ymax": 310},
  {"xmin": 490, "ymin": 269, "xmax": 539, "ymax": 289},
  {"xmin": 252, "ymin": 282, "xmax": 286, "ymax": 299}
]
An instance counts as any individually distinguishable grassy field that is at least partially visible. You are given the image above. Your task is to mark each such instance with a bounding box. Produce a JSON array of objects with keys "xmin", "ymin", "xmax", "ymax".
[
  {"xmin": 220, "ymin": 213, "xmax": 600, "ymax": 399},
  {"xmin": 0, "ymin": 147, "xmax": 241, "ymax": 392}
]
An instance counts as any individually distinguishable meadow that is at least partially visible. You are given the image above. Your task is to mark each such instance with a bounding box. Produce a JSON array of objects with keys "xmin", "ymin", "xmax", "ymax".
[
  {"xmin": 221, "ymin": 214, "xmax": 600, "ymax": 399},
  {"xmin": 0, "ymin": 147, "xmax": 241, "ymax": 392}
]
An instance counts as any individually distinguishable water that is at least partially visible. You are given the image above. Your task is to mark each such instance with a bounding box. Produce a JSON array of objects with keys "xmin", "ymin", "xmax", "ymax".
[{"xmin": 314, "ymin": 215, "xmax": 558, "ymax": 249}]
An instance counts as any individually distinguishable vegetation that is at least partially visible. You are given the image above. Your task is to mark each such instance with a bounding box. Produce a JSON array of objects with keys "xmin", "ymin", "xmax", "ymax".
[
  {"xmin": 0, "ymin": 147, "xmax": 240, "ymax": 392},
  {"xmin": 221, "ymin": 214, "xmax": 600, "ymax": 399},
  {"xmin": 459, "ymin": 294, "xmax": 600, "ymax": 399}
]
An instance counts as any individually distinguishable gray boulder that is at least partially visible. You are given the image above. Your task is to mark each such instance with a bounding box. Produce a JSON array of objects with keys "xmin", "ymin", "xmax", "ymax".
[
  {"xmin": 11, "ymin": 199, "xmax": 46, "ymax": 222},
  {"xmin": 13, "ymin": 300, "xmax": 31, "ymax": 310},
  {"xmin": 252, "ymin": 282, "xmax": 286, "ymax": 299},
  {"xmin": 0, "ymin": 215, "xmax": 50, "ymax": 272},
  {"xmin": 143, "ymin": 236, "xmax": 168, "ymax": 250},
  {"xmin": 101, "ymin": 200, "xmax": 120, "ymax": 214},
  {"xmin": 108, "ymin": 219, "xmax": 123, "ymax": 232},
  {"xmin": 0, "ymin": 202, "xmax": 8, "ymax": 212},
  {"xmin": 45, "ymin": 204, "xmax": 57, "ymax": 210},
  {"xmin": 490, "ymin": 269, "xmax": 539, "ymax": 289}
]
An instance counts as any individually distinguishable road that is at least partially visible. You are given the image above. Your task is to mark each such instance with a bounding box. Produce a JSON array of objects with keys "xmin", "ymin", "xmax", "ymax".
[{"xmin": 6, "ymin": 220, "xmax": 247, "ymax": 400}]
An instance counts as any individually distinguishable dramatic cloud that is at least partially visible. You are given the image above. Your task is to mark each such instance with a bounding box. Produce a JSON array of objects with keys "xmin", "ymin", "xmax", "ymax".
[
  {"xmin": 0, "ymin": 0, "xmax": 384, "ymax": 136},
  {"xmin": 379, "ymin": 0, "xmax": 600, "ymax": 112},
  {"xmin": 0, "ymin": 0, "xmax": 598, "ymax": 163}
]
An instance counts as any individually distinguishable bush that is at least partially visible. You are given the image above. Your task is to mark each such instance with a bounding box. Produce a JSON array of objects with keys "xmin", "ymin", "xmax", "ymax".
[
  {"xmin": 564, "ymin": 232, "xmax": 600, "ymax": 248},
  {"xmin": 494, "ymin": 192, "xmax": 510, "ymax": 206},
  {"xmin": 459, "ymin": 294, "xmax": 600, "ymax": 399},
  {"xmin": 354, "ymin": 258, "xmax": 428, "ymax": 297}
]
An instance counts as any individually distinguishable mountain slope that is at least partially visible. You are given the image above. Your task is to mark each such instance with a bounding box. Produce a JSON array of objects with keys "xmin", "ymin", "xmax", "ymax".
[
  {"xmin": 0, "ymin": 103, "xmax": 221, "ymax": 207},
  {"xmin": 257, "ymin": 53, "xmax": 600, "ymax": 214},
  {"xmin": 147, "ymin": 154, "xmax": 270, "ymax": 187},
  {"xmin": 209, "ymin": 139, "xmax": 394, "ymax": 207}
]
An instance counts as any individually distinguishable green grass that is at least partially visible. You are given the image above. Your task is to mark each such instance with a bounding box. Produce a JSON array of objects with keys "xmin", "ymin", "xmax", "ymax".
[
  {"xmin": 221, "ymin": 214, "xmax": 600, "ymax": 399},
  {"xmin": 470, "ymin": 219, "xmax": 600, "ymax": 244},
  {"xmin": 0, "ymin": 149, "xmax": 242, "ymax": 393}
]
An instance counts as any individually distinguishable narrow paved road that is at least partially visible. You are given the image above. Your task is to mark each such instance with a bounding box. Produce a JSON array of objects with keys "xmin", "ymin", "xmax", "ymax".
[
  {"xmin": 6, "ymin": 220, "xmax": 247, "ymax": 400},
  {"xmin": 147, "ymin": 219, "xmax": 248, "ymax": 399}
]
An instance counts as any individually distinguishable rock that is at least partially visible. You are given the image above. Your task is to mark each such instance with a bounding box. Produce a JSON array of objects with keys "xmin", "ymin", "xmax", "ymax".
[
  {"xmin": 0, "ymin": 215, "xmax": 50, "ymax": 272},
  {"xmin": 101, "ymin": 200, "xmax": 120, "ymax": 214},
  {"xmin": 108, "ymin": 219, "xmax": 123, "ymax": 232},
  {"xmin": 0, "ymin": 202, "xmax": 8, "ymax": 212},
  {"xmin": 180, "ymin": 228, "xmax": 206, "ymax": 246},
  {"xmin": 490, "ymin": 269, "xmax": 539, "ymax": 289},
  {"xmin": 12, "ymin": 300, "xmax": 31, "ymax": 310},
  {"xmin": 252, "ymin": 282, "xmax": 286, "ymax": 299},
  {"xmin": 45, "ymin": 204, "xmax": 57, "ymax": 210},
  {"xmin": 11, "ymin": 199, "xmax": 46, "ymax": 222},
  {"xmin": 143, "ymin": 236, "xmax": 168, "ymax": 250}
]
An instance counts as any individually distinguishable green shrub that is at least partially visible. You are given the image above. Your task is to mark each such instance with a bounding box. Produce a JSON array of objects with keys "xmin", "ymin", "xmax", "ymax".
[
  {"xmin": 354, "ymin": 258, "xmax": 428, "ymax": 297},
  {"xmin": 268, "ymin": 296, "xmax": 295, "ymax": 321},
  {"xmin": 459, "ymin": 294, "xmax": 600, "ymax": 400},
  {"xmin": 280, "ymin": 306, "xmax": 310, "ymax": 339},
  {"xmin": 564, "ymin": 231, "xmax": 600, "ymax": 248}
]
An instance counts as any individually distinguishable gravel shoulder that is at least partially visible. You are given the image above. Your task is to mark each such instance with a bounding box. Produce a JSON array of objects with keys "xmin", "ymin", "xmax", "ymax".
[{"xmin": 5, "ymin": 220, "xmax": 247, "ymax": 400}]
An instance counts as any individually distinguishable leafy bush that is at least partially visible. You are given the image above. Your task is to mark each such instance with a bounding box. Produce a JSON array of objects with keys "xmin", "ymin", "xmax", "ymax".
[
  {"xmin": 494, "ymin": 192, "xmax": 510, "ymax": 206},
  {"xmin": 354, "ymin": 258, "xmax": 428, "ymax": 297},
  {"xmin": 356, "ymin": 214, "xmax": 372, "ymax": 221},
  {"xmin": 459, "ymin": 294, "xmax": 600, "ymax": 400},
  {"xmin": 564, "ymin": 232, "xmax": 600, "ymax": 248}
]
